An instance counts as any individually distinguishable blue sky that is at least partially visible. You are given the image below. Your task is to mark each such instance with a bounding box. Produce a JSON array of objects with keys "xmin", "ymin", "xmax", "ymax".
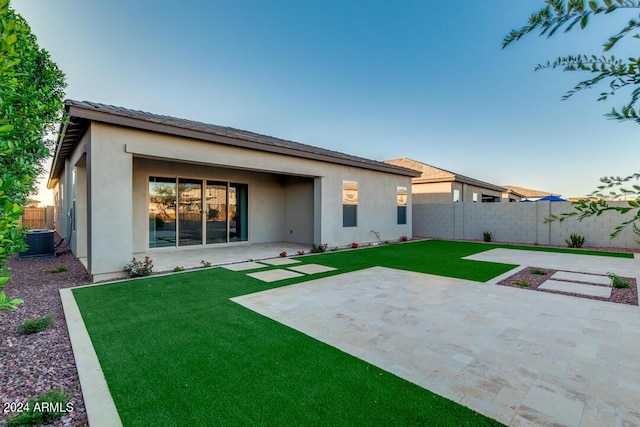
[{"xmin": 13, "ymin": 0, "xmax": 639, "ymax": 201}]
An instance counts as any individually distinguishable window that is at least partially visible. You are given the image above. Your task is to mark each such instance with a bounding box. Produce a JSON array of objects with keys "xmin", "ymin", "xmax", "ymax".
[
  {"xmin": 472, "ymin": 192, "xmax": 478, "ymax": 203},
  {"xmin": 342, "ymin": 181, "xmax": 358, "ymax": 227},
  {"xmin": 149, "ymin": 177, "xmax": 248, "ymax": 247},
  {"xmin": 397, "ymin": 186, "xmax": 407, "ymax": 225},
  {"xmin": 453, "ymin": 189, "xmax": 460, "ymax": 203}
]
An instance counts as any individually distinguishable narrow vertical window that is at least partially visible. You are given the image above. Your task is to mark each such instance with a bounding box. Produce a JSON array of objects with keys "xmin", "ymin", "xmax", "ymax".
[
  {"xmin": 342, "ymin": 181, "xmax": 358, "ymax": 227},
  {"xmin": 473, "ymin": 192, "xmax": 478, "ymax": 203},
  {"xmin": 453, "ymin": 189, "xmax": 460, "ymax": 203},
  {"xmin": 397, "ymin": 186, "xmax": 407, "ymax": 225}
]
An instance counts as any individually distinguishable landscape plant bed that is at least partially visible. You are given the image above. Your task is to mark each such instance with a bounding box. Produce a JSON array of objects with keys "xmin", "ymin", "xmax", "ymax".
[
  {"xmin": 498, "ymin": 267, "xmax": 638, "ymax": 306},
  {"xmin": 0, "ymin": 238, "xmax": 90, "ymax": 426}
]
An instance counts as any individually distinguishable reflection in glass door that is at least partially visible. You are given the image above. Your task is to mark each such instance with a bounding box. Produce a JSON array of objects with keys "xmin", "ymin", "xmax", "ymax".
[
  {"xmin": 206, "ymin": 181, "xmax": 227, "ymax": 244},
  {"xmin": 178, "ymin": 179, "xmax": 202, "ymax": 246},
  {"xmin": 149, "ymin": 177, "xmax": 176, "ymax": 248},
  {"xmin": 229, "ymin": 183, "xmax": 248, "ymax": 242}
]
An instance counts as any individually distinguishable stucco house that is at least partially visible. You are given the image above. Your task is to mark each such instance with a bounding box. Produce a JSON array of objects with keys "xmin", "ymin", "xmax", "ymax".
[
  {"xmin": 385, "ymin": 158, "xmax": 523, "ymax": 203},
  {"xmin": 48, "ymin": 101, "xmax": 420, "ymax": 281}
]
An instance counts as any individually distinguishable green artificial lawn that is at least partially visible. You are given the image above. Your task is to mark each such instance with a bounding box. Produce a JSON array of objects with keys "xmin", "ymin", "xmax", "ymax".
[{"xmin": 72, "ymin": 240, "xmax": 630, "ymax": 426}]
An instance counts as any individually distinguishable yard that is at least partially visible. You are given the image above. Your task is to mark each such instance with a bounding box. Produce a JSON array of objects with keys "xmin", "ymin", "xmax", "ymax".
[{"xmin": 69, "ymin": 240, "xmax": 636, "ymax": 426}]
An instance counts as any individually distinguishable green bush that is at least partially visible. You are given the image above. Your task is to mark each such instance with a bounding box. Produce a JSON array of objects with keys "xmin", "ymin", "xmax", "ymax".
[
  {"xmin": 482, "ymin": 231, "xmax": 492, "ymax": 242},
  {"xmin": 565, "ymin": 233, "xmax": 585, "ymax": 248},
  {"xmin": 18, "ymin": 316, "xmax": 52, "ymax": 334},
  {"xmin": 311, "ymin": 243, "xmax": 328, "ymax": 253},
  {"xmin": 608, "ymin": 272, "xmax": 631, "ymax": 289},
  {"xmin": 530, "ymin": 268, "xmax": 547, "ymax": 275},
  {"xmin": 124, "ymin": 256, "xmax": 153, "ymax": 277},
  {"xmin": 511, "ymin": 280, "xmax": 529, "ymax": 287},
  {"xmin": 7, "ymin": 389, "xmax": 72, "ymax": 426},
  {"xmin": 47, "ymin": 265, "xmax": 68, "ymax": 274},
  {"xmin": 173, "ymin": 266, "xmax": 185, "ymax": 272}
]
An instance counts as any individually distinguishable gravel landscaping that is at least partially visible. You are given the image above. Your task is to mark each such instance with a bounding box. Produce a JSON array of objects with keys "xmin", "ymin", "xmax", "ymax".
[
  {"xmin": 498, "ymin": 266, "xmax": 638, "ymax": 306},
  {"xmin": 0, "ymin": 236, "xmax": 90, "ymax": 426}
]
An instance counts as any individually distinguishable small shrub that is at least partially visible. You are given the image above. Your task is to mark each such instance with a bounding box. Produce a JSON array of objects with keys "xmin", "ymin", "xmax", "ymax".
[
  {"xmin": 511, "ymin": 280, "xmax": 529, "ymax": 287},
  {"xmin": 297, "ymin": 250, "xmax": 305, "ymax": 255},
  {"xmin": 482, "ymin": 231, "xmax": 492, "ymax": 242},
  {"xmin": 173, "ymin": 266, "xmax": 185, "ymax": 272},
  {"xmin": 608, "ymin": 272, "xmax": 631, "ymax": 288},
  {"xmin": 279, "ymin": 251, "xmax": 287, "ymax": 257},
  {"xmin": 18, "ymin": 316, "xmax": 52, "ymax": 335},
  {"xmin": 124, "ymin": 256, "xmax": 153, "ymax": 277},
  {"xmin": 311, "ymin": 243, "xmax": 328, "ymax": 253},
  {"xmin": 200, "ymin": 260, "xmax": 212, "ymax": 268},
  {"xmin": 351, "ymin": 242, "xmax": 359, "ymax": 248},
  {"xmin": 530, "ymin": 268, "xmax": 547, "ymax": 275},
  {"xmin": 7, "ymin": 389, "xmax": 73, "ymax": 426},
  {"xmin": 47, "ymin": 265, "xmax": 68, "ymax": 274},
  {"xmin": 400, "ymin": 235, "xmax": 408, "ymax": 242},
  {"xmin": 565, "ymin": 233, "xmax": 585, "ymax": 248},
  {"xmin": 331, "ymin": 247, "xmax": 338, "ymax": 251}
]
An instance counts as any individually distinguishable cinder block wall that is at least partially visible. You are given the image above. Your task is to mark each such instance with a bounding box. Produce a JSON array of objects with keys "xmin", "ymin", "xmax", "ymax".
[{"xmin": 414, "ymin": 201, "xmax": 639, "ymax": 249}]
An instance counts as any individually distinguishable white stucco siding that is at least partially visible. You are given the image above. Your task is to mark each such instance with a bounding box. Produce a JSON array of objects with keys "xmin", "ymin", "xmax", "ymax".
[
  {"xmin": 283, "ymin": 177, "xmax": 314, "ymax": 244},
  {"xmin": 318, "ymin": 168, "xmax": 412, "ymax": 247},
  {"xmin": 412, "ymin": 182, "xmax": 453, "ymax": 203},
  {"xmin": 79, "ymin": 123, "xmax": 411, "ymax": 280},
  {"xmin": 87, "ymin": 123, "xmax": 133, "ymax": 279}
]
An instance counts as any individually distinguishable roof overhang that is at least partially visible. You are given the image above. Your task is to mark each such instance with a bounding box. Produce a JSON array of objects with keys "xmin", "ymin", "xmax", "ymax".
[{"xmin": 47, "ymin": 101, "xmax": 421, "ymax": 187}]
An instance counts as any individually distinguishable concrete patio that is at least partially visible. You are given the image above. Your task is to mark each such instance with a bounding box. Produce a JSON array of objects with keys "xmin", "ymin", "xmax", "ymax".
[
  {"xmin": 233, "ymin": 252, "xmax": 640, "ymax": 426},
  {"xmin": 138, "ymin": 242, "xmax": 312, "ymax": 272}
]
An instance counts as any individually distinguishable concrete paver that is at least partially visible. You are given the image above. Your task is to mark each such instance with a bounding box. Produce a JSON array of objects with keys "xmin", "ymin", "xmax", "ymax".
[
  {"xmin": 246, "ymin": 269, "xmax": 303, "ymax": 282},
  {"xmin": 539, "ymin": 279, "xmax": 612, "ymax": 298},
  {"xmin": 233, "ymin": 266, "xmax": 640, "ymax": 426},
  {"xmin": 261, "ymin": 257, "xmax": 302, "ymax": 266},
  {"xmin": 222, "ymin": 261, "xmax": 266, "ymax": 271},
  {"xmin": 287, "ymin": 264, "xmax": 337, "ymax": 274},
  {"xmin": 552, "ymin": 271, "xmax": 611, "ymax": 285},
  {"xmin": 464, "ymin": 248, "xmax": 639, "ymax": 278}
]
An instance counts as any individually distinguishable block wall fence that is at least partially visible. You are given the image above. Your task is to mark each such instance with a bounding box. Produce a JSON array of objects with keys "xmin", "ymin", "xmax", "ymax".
[{"xmin": 413, "ymin": 201, "xmax": 639, "ymax": 249}]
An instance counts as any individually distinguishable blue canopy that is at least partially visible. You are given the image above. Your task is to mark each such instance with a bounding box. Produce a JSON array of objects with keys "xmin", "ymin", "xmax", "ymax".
[{"xmin": 536, "ymin": 195, "xmax": 567, "ymax": 202}]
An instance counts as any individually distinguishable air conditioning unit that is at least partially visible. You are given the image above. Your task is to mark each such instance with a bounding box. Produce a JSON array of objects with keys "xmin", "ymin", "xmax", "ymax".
[{"xmin": 19, "ymin": 229, "xmax": 55, "ymax": 259}]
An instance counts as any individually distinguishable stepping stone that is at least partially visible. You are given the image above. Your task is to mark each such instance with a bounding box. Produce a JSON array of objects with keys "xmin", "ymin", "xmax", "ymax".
[
  {"xmin": 539, "ymin": 280, "xmax": 612, "ymax": 298},
  {"xmin": 223, "ymin": 261, "xmax": 266, "ymax": 271},
  {"xmin": 288, "ymin": 264, "xmax": 337, "ymax": 275},
  {"xmin": 247, "ymin": 269, "xmax": 304, "ymax": 283},
  {"xmin": 261, "ymin": 258, "xmax": 301, "ymax": 266},
  {"xmin": 551, "ymin": 271, "xmax": 611, "ymax": 286}
]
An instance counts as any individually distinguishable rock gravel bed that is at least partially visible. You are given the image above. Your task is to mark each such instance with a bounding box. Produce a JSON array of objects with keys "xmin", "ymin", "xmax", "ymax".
[
  {"xmin": 498, "ymin": 266, "xmax": 638, "ymax": 306},
  {"xmin": 1, "ymin": 239, "xmax": 90, "ymax": 426}
]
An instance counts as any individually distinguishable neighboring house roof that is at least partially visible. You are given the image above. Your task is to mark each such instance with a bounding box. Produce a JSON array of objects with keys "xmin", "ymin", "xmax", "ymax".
[
  {"xmin": 384, "ymin": 158, "xmax": 506, "ymax": 193},
  {"xmin": 502, "ymin": 185, "xmax": 561, "ymax": 199},
  {"xmin": 49, "ymin": 100, "xmax": 420, "ymax": 186}
]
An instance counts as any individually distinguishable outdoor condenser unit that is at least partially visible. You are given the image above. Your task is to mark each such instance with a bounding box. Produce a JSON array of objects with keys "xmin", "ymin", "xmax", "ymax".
[{"xmin": 18, "ymin": 229, "xmax": 55, "ymax": 259}]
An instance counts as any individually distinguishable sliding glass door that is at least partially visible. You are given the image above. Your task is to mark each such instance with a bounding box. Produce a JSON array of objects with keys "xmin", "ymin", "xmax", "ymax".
[
  {"xmin": 229, "ymin": 183, "xmax": 248, "ymax": 242},
  {"xmin": 149, "ymin": 177, "xmax": 176, "ymax": 248},
  {"xmin": 206, "ymin": 181, "xmax": 227, "ymax": 244},
  {"xmin": 178, "ymin": 179, "xmax": 203, "ymax": 246},
  {"xmin": 149, "ymin": 177, "xmax": 248, "ymax": 248}
]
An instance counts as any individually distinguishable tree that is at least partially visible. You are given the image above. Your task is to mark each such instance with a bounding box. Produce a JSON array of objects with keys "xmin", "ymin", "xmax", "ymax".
[
  {"xmin": 0, "ymin": 0, "xmax": 66, "ymax": 310},
  {"xmin": 503, "ymin": 0, "xmax": 640, "ymax": 241}
]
